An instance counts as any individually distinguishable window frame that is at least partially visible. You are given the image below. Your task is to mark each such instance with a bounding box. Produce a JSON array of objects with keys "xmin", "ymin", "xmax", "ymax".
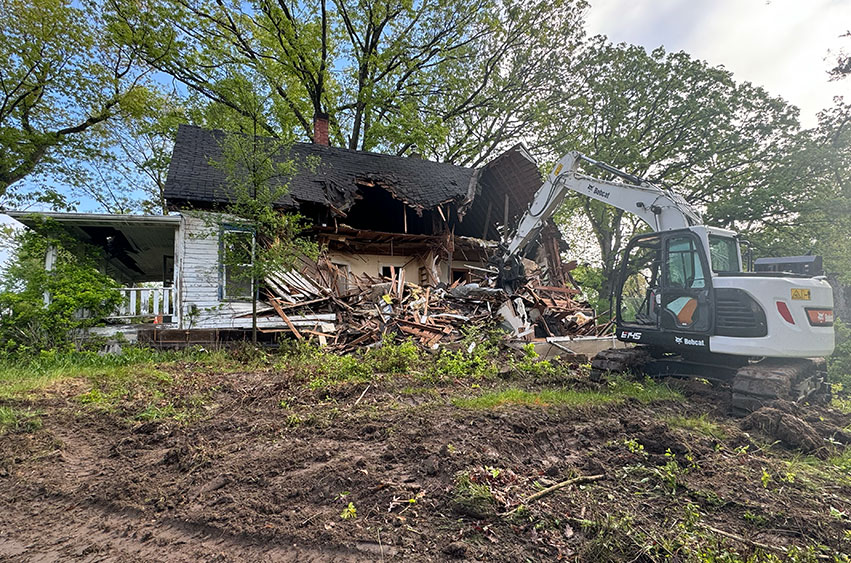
[{"xmin": 219, "ymin": 225, "xmax": 256, "ymax": 301}]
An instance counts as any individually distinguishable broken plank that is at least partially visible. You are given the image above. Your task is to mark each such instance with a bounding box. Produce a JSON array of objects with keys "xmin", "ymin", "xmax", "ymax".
[{"xmin": 268, "ymin": 298, "xmax": 303, "ymax": 340}]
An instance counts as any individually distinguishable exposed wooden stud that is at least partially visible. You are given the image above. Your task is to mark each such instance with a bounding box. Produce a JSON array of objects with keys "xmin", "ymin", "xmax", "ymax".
[
  {"xmin": 503, "ymin": 193, "xmax": 509, "ymax": 230},
  {"xmin": 481, "ymin": 199, "xmax": 493, "ymax": 239}
]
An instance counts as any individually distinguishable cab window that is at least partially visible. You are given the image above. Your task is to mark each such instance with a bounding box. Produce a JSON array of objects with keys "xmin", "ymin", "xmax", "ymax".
[
  {"xmin": 666, "ymin": 236, "xmax": 705, "ymax": 289},
  {"xmin": 708, "ymin": 235, "xmax": 739, "ymax": 273}
]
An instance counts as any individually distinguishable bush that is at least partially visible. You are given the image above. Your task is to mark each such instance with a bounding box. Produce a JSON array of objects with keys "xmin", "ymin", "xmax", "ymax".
[
  {"xmin": 0, "ymin": 219, "xmax": 122, "ymax": 356},
  {"xmin": 829, "ymin": 319, "xmax": 851, "ymax": 386}
]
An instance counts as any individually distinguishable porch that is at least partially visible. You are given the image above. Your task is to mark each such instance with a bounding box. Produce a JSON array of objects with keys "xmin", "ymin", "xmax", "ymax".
[{"xmin": 7, "ymin": 211, "xmax": 182, "ymax": 326}]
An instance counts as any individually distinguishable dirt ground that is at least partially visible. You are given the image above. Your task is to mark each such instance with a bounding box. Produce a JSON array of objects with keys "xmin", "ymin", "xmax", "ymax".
[{"xmin": 2, "ymin": 357, "xmax": 851, "ymax": 562}]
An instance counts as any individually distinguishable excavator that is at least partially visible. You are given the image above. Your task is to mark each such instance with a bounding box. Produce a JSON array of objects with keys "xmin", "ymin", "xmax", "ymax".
[{"xmin": 495, "ymin": 151, "xmax": 835, "ymax": 414}]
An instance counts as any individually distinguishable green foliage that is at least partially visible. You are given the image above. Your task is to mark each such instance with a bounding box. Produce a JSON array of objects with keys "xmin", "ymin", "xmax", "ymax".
[
  {"xmin": 828, "ymin": 319, "xmax": 851, "ymax": 386},
  {"xmin": 547, "ymin": 40, "xmax": 802, "ymax": 288},
  {"xmin": 427, "ymin": 347, "xmax": 498, "ymax": 382},
  {"xmin": 107, "ymin": 0, "xmax": 587, "ymax": 165},
  {"xmin": 365, "ymin": 339, "xmax": 420, "ymax": 374},
  {"xmin": 570, "ymin": 264, "xmax": 608, "ymax": 316},
  {"xmin": 0, "ymin": 347, "xmax": 236, "ymax": 400},
  {"xmin": 0, "ymin": 0, "xmax": 154, "ymax": 202},
  {"xmin": 511, "ymin": 343, "xmax": 557, "ymax": 377},
  {"xmin": 0, "ymin": 221, "xmax": 122, "ymax": 355},
  {"xmin": 280, "ymin": 339, "xmax": 422, "ymax": 390},
  {"xmin": 0, "ymin": 406, "xmax": 42, "ymax": 434},
  {"xmin": 454, "ymin": 376, "xmax": 681, "ymax": 409},
  {"xmin": 340, "ymin": 502, "xmax": 357, "ymax": 520}
]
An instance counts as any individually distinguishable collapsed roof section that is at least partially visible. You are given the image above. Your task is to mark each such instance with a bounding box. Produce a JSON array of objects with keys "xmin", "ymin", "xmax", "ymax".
[{"xmin": 163, "ymin": 125, "xmax": 544, "ymax": 241}]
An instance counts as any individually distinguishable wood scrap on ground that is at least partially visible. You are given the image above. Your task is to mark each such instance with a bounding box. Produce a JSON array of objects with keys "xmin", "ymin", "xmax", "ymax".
[{"xmin": 253, "ymin": 252, "xmax": 610, "ymax": 351}]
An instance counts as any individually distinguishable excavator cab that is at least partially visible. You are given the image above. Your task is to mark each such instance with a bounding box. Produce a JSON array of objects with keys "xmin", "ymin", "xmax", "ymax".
[{"xmin": 616, "ymin": 228, "xmax": 716, "ymax": 349}]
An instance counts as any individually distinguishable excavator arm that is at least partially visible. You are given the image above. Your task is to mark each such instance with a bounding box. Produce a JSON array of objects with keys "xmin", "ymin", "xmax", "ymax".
[{"xmin": 504, "ymin": 151, "xmax": 702, "ymax": 260}]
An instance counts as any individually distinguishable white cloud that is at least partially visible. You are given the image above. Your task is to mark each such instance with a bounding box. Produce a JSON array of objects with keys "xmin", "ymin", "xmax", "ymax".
[{"xmin": 585, "ymin": 0, "xmax": 851, "ymax": 127}]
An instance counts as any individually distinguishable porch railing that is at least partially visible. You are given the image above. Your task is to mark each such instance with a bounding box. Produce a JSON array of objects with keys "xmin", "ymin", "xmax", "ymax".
[{"xmin": 109, "ymin": 286, "xmax": 176, "ymax": 321}]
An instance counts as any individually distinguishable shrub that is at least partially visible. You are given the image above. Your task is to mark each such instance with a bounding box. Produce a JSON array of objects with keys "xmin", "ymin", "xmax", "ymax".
[
  {"xmin": 828, "ymin": 319, "xmax": 851, "ymax": 386},
  {"xmin": 0, "ymin": 219, "xmax": 122, "ymax": 356}
]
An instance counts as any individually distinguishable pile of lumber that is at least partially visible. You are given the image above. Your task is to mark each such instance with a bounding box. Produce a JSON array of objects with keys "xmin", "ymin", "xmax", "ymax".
[{"xmin": 248, "ymin": 255, "xmax": 608, "ymax": 350}]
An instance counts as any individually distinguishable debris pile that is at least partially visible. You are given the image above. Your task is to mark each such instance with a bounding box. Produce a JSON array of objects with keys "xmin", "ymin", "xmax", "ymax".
[{"xmin": 244, "ymin": 255, "xmax": 609, "ymax": 350}]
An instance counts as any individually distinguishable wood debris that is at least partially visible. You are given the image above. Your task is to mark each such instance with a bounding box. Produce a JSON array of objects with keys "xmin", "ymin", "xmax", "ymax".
[{"xmin": 254, "ymin": 253, "xmax": 610, "ymax": 351}]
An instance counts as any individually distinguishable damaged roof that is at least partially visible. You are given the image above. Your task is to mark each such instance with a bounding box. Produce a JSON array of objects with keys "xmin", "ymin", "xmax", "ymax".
[{"xmin": 164, "ymin": 125, "xmax": 478, "ymax": 212}]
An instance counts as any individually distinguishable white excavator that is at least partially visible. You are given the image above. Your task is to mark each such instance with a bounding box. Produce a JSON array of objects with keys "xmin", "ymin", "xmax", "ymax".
[{"xmin": 496, "ymin": 151, "xmax": 835, "ymax": 413}]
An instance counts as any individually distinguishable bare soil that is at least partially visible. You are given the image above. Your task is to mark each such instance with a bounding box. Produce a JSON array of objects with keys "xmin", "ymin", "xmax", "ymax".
[{"xmin": 2, "ymin": 362, "xmax": 851, "ymax": 562}]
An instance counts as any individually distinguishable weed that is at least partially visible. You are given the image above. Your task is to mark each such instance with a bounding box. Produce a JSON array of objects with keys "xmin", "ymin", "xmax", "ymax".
[
  {"xmin": 744, "ymin": 510, "xmax": 768, "ymax": 526},
  {"xmin": 654, "ymin": 449, "xmax": 687, "ymax": 494},
  {"xmin": 425, "ymin": 348, "xmax": 497, "ymax": 382},
  {"xmin": 340, "ymin": 502, "xmax": 357, "ymax": 519},
  {"xmin": 0, "ymin": 406, "xmax": 43, "ymax": 434},
  {"xmin": 761, "ymin": 467, "xmax": 772, "ymax": 489},
  {"xmin": 512, "ymin": 343, "xmax": 557, "ymax": 377},
  {"xmin": 453, "ymin": 469, "xmax": 498, "ymax": 519},
  {"xmin": 365, "ymin": 339, "xmax": 419, "ymax": 374},
  {"xmin": 624, "ymin": 438, "xmax": 648, "ymax": 458},
  {"xmin": 664, "ymin": 413, "xmax": 728, "ymax": 440}
]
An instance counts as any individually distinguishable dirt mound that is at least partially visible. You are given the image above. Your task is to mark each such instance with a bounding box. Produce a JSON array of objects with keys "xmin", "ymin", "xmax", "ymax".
[{"xmin": 741, "ymin": 402, "xmax": 851, "ymax": 457}]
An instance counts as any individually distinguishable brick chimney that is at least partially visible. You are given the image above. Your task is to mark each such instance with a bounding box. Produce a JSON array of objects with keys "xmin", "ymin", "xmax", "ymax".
[{"xmin": 313, "ymin": 112, "xmax": 329, "ymax": 146}]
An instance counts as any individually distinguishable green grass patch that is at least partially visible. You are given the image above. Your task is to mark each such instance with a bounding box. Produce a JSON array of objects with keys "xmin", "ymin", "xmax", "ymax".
[
  {"xmin": 0, "ymin": 406, "xmax": 43, "ymax": 434},
  {"xmin": 664, "ymin": 413, "xmax": 728, "ymax": 440},
  {"xmin": 453, "ymin": 377, "xmax": 681, "ymax": 410},
  {"xmin": 0, "ymin": 347, "xmax": 243, "ymax": 400}
]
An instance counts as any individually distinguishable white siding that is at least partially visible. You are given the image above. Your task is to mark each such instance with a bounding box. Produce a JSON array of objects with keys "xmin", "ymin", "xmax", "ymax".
[{"xmin": 177, "ymin": 213, "xmax": 254, "ymax": 329}]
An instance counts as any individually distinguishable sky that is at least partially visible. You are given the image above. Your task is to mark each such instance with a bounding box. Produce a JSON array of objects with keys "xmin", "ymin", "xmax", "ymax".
[
  {"xmin": 2, "ymin": 0, "xmax": 850, "ymax": 267},
  {"xmin": 584, "ymin": 0, "xmax": 851, "ymax": 128}
]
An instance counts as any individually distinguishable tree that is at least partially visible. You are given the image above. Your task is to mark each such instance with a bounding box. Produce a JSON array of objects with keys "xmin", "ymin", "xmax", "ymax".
[
  {"xmin": 72, "ymin": 91, "xmax": 186, "ymax": 215},
  {"xmin": 541, "ymin": 39, "xmax": 802, "ymax": 299},
  {"xmin": 0, "ymin": 0, "xmax": 154, "ymax": 202},
  {"xmin": 829, "ymin": 31, "xmax": 850, "ymax": 81},
  {"xmin": 210, "ymin": 87, "xmax": 317, "ymax": 342},
  {"xmin": 107, "ymin": 0, "xmax": 586, "ymax": 165}
]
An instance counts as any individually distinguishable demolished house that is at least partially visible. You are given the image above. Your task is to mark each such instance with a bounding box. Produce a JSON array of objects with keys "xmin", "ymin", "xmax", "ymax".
[{"xmin": 7, "ymin": 122, "xmax": 601, "ymax": 347}]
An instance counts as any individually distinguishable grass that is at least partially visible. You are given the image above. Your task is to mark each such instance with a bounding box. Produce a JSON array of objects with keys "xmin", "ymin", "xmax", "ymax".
[
  {"xmin": 0, "ymin": 347, "xmax": 249, "ymax": 423},
  {"xmin": 453, "ymin": 377, "xmax": 681, "ymax": 409},
  {"xmin": 0, "ymin": 347, "xmax": 241, "ymax": 400},
  {"xmin": 664, "ymin": 413, "xmax": 728, "ymax": 440},
  {"xmin": 0, "ymin": 406, "xmax": 43, "ymax": 434}
]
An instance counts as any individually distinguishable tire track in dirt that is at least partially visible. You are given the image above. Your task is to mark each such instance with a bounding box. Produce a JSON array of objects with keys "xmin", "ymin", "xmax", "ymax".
[
  {"xmin": 0, "ymin": 483, "xmax": 365, "ymax": 562},
  {"xmin": 1, "ymin": 420, "xmax": 367, "ymax": 562}
]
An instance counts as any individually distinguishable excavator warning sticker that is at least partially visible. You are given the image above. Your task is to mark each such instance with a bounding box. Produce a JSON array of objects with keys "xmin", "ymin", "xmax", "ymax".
[{"xmin": 791, "ymin": 288, "xmax": 811, "ymax": 300}]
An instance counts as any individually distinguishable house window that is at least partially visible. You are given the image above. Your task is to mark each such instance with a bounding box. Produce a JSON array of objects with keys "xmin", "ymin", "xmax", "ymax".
[
  {"xmin": 220, "ymin": 227, "xmax": 255, "ymax": 300},
  {"xmin": 451, "ymin": 269, "xmax": 469, "ymax": 285},
  {"xmin": 331, "ymin": 262, "xmax": 350, "ymax": 293},
  {"xmin": 380, "ymin": 265, "xmax": 394, "ymax": 279}
]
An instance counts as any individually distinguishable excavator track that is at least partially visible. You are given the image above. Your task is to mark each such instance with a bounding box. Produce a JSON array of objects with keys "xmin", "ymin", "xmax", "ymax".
[
  {"xmin": 731, "ymin": 358, "xmax": 830, "ymax": 416},
  {"xmin": 590, "ymin": 348, "xmax": 831, "ymax": 416},
  {"xmin": 590, "ymin": 347, "xmax": 652, "ymax": 382}
]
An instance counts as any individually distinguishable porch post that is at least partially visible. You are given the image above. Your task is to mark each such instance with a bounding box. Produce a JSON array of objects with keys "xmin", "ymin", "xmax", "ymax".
[{"xmin": 43, "ymin": 245, "xmax": 57, "ymax": 306}]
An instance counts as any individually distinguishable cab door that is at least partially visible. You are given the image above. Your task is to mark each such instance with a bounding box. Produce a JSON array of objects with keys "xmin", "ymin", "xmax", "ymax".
[{"xmin": 659, "ymin": 232, "xmax": 712, "ymax": 334}]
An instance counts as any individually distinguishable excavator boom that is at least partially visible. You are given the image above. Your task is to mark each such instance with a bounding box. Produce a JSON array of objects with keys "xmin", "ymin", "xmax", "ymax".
[{"xmin": 505, "ymin": 151, "xmax": 701, "ymax": 259}]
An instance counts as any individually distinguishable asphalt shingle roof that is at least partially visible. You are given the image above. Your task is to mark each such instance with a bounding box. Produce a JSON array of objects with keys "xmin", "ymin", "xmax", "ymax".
[{"xmin": 164, "ymin": 124, "xmax": 477, "ymax": 211}]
